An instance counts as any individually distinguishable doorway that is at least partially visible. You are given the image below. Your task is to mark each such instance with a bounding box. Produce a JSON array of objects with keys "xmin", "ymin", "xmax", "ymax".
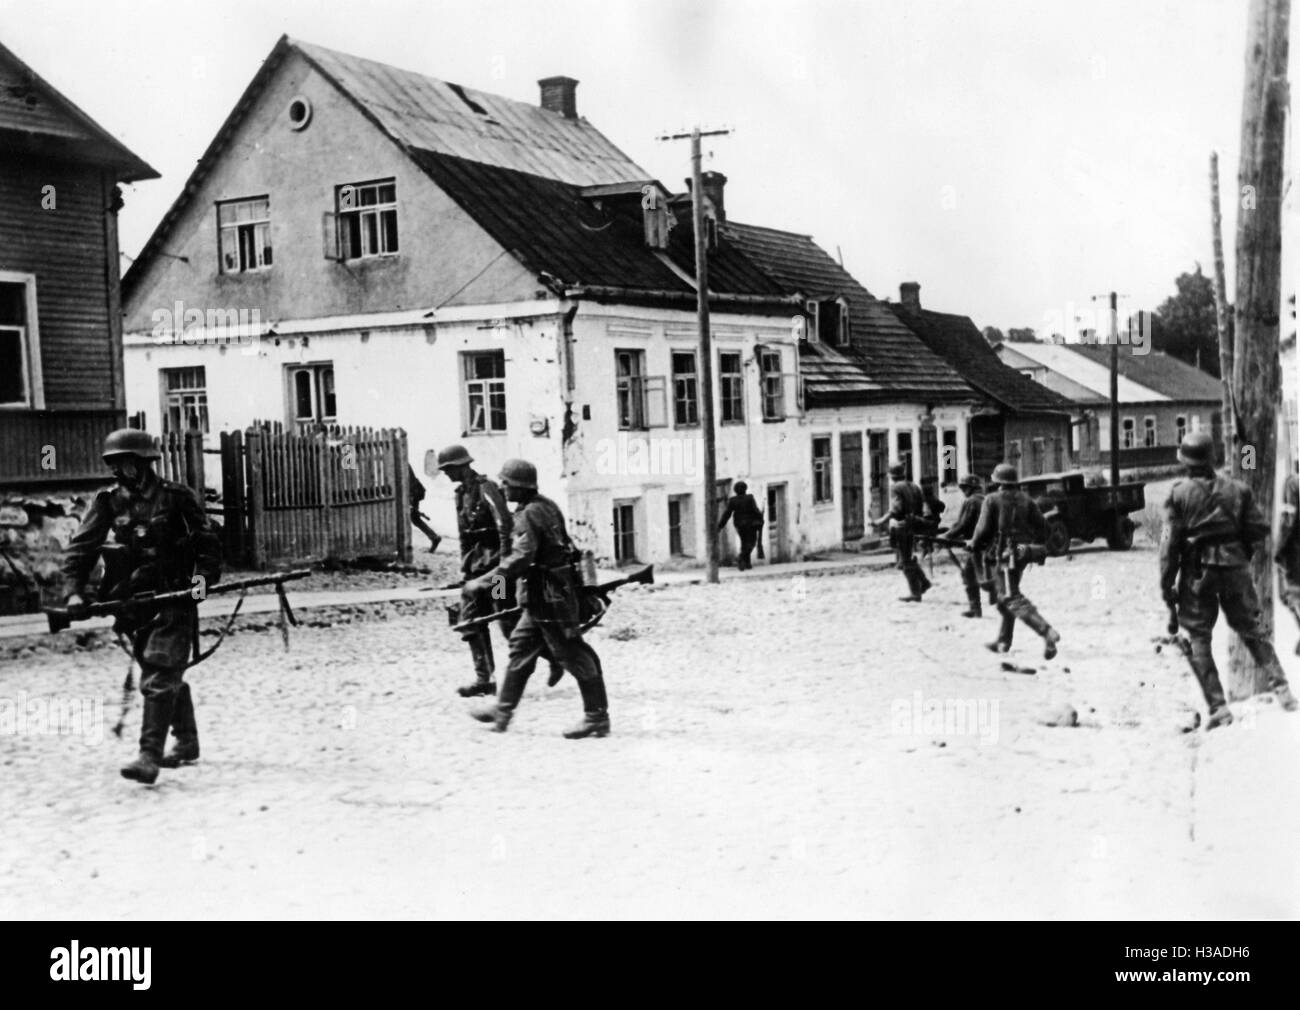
[
  {"xmin": 839, "ymin": 432, "xmax": 864, "ymax": 540},
  {"xmin": 766, "ymin": 483, "xmax": 789, "ymax": 562}
]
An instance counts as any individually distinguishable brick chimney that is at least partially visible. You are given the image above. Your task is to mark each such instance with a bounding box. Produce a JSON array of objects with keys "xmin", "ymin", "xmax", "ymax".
[
  {"xmin": 700, "ymin": 171, "xmax": 727, "ymax": 223},
  {"xmin": 538, "ymin": 76, "xmax": 579, "ymax": 119},
  {"xmin": 899, "ymin": 281, "xmax": 921, "ymax": 314}
]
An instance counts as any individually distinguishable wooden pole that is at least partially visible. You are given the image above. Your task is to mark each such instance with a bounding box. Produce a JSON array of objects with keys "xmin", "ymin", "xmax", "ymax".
[
  {"xmin": 1229, "ymin": 0, "xmax": 1290, "ymax": 697},
  {"xmin": 691, "ymin": 128, "xmax": 720, "ymax": 585},
  {"xmin": 1210, "ymin": 151, "xmax": 1235, "ymax": 465},
  {"xmin": 1109, "ymin": 293, "xmax": 1120, "ymax": 532}
]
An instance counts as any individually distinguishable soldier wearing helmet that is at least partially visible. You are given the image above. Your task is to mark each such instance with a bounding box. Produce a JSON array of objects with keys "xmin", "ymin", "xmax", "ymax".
[
  {"xmin": 947, "ymin": 474, "xmax": 991, "ymax": 618},
  {"xmin": 1161, "ymin": 431, "xmax": 1297, "ymax": 727},
  {"xmin": 60, "ymin": 428, "xmax": 222, "ymax": 784},
  {"xmin": 968, "ymin": 462, "xmax": 1061, "ymax": 659},
  {"xmin": 870, "ymin": 460, "xmax": 931, "ymax": 601},
  {"xmin": 466, "ymin": 458, "xmax": 610, "ymax": 739},
  {"xmin": 436, "ymin": 445, "xmax": 561, "ymax": 697}
]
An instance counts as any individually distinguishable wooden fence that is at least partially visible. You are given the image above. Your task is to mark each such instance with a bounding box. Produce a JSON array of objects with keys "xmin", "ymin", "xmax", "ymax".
[{"xmin": 230, "ymin": 422, "xmax": 411, "ymax": 570}]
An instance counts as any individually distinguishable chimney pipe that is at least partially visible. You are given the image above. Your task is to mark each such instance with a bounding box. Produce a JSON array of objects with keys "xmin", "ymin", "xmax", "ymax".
[
  {"xmin": 700, "ymin": 170, "xmax": 726, "ymax": 223},
  {"xmin": 899, "ymin": 281, "xmax": 921, "ymax": 314},
  {"xmin": 538, "ymin": 76, "xmax": 579, "ymax": 119}
]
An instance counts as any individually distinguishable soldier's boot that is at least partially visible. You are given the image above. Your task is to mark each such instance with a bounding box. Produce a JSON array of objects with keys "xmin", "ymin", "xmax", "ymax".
[
  {"xmin": 159, "ymin": 682, "xmax": 199, "ymax": 768},
  {"xmin": 470, "ymin": 700, "xmax": 514, "ymax": 732},
  {"xmin": 961, "ymin": 588, "xmax": 982, "ymax": 619},
  {"xmin": 1205, "ymin": 706, "xmax": 1235, "ymax": 730},
  {"xmin": 985, "ymin": 607, "xmax": 1014, "ymax": 652},
  {"xmin": 1246, "ymin": 646, "xmax": 1300, "ymax": 713},
  {"xmin": 1018, "ymin": 607, "xmax": 1060, "ymax": 660},
  {"xmin": 457, "ymin": 633, "xmax": 497, "ymax": 697},
  {"xmin": 121, "ymin": 694, "xmax": 174, "ymax": 784},
  {"xmin": 564, "ymin": 676, "xmax": 610, "ymax": 739},
  {"xmin": 1187, "ymin": 637, "xmax": 1230, "ymax": 718}
]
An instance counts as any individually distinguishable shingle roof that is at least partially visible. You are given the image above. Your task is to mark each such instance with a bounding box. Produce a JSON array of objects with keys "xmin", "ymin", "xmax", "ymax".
[
  {"xmin": 889, "ymin": 305, "xmax": 1075, "ymax": 414},
  {"xmin": 721, "ymin": 224, "xmax": 974, "ymax": 403},
  {"xmin": 1067, "ymin": 345, "xmax": 1223, "ymax": 402}
]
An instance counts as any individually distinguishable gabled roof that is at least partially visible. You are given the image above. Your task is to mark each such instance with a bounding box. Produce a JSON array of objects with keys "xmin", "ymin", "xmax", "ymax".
[
  {"xmin": 721, "ymin": 224, "xmax": 974, "ymax": 403},
  {"xmin": 124, "ymin": 34, "xmax": 645, "ymax": 297},
  {"xmin": 889, "ymin": 304, "xmax": 1074, "ymax": 414},
  {"xmin": 0, "ymin": 40, "xmax": 157, "ymax": 181},
  {"xmin": 1067, "ymin": 345, "xmax": 1223, "ymax": 402}
]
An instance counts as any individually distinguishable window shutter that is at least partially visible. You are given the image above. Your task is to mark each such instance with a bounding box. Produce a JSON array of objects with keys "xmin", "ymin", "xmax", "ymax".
[
  {"xmin": 804, "ymin": 301, "xmax": 820, "ymax": 344},
  {"xmin": 644, "ymin": 375, "xmax": 669, "ymax": 428},
  {"xmin": 322, "ymin": 212, "xmax": 340, "ymax": 261}
]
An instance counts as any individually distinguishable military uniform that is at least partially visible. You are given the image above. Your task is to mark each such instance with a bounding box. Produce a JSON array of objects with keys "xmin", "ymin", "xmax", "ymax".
[
  {"xmin": 947, "ymin": 479, "xmax": 988, "ymax": 617},
  {"xmin": 969, "ymin": 471, "xmax": 1059, "ymax": 657},
  {"xmin": 472, "ymin": 467, "xmax": 609, "ymax": 737},
  {"xmin": 717, "ymin": 488, "xmax": 764, "ymax": 570},
  {"xmin": 62, "ymin": 465, "xmax": 221, "ymax": 774},
  {"xmin": 882, "ymin": 475, "xmax": 931, "ymax": 600},
  {"xmin": 452, "ymin": 468, "xmax": 519, "ymax": 692},
  {"xmin": 1277, "ymin": 471, "xmax": 1300, "ymax": 651},
  {"xmin": 1161, "ymin": 462, "xmax": 1295, "ymax": 718}
]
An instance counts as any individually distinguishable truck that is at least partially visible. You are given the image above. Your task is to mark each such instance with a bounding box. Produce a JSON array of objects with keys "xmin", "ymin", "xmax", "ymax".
[{"xmin": 1017, "ymin": 471, "xmax": 1146, "ymax": 556}]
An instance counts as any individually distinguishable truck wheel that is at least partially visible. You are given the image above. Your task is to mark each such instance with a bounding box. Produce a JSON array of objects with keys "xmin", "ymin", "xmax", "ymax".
[
  {"xmin": 1045, "ymin": 520, "xmax": 1071, "ymax": 557},
  {"xmin": 1106, "ymin": 519, "xmax": 1135, "ymax": 551}
]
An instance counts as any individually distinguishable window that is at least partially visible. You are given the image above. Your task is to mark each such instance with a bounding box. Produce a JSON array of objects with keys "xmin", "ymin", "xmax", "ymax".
[
  {"xmin": 668, "ymin": 494, "xmax": 693, "ymax": 556},
  {"xmin": 897, "ymin": 431, "xmax": 913, "ymax": 480},
  {"xmin": 671, "ymin": 351, "xmax": 699, "ymax": 427},
  {"xmin": 1190, "ymin": 414, "xmax": 1202, "ymax": 433},
  {"xmin": 836, "ymin": 298, "xmax": 851, "ymax": 346},
  {"xmin": 1007, "ymin": 438, "xmax": 1022, "ymax": 470},
  {"xmin": 919, "ymin": 424, "xmax": 939, "ymax": 483},
  {"xmin": 1175, "ymin": 415, "xmax": 1187, "ymax": 443},
  {"xmin": 1121, "ymin": 417, "xmax": 1136, "ymax": 449},
  {"xmin": 288, "ymin": 363, "xmax": 336, "ymax": 423},
  {"xmin": 812, "ymin": 436, "xmax": 833, "ymax": 503},
  {"xmin": 941, "ymin": 428, "xmax": 959, "ymax": 485},
  {"xmin": 719, "ymin": 351, "xmax": 744, "ymax": 423},
  {"xmin": 217, "ymin": 197, "xmax": 271, "ymax": 273},
  {"xmin": 616, "ymin": 350, "xmax": 666, "ymax": 430},
  {"xmin": 463, "ymin": 351, "xmax": 506, "ymax": 433},
  {"xmin": 760, "ymin": 348, "xmax": 785, "ymax": 420},
  {"xmin": 0, "ymin": 276, "xmax": 40, "ymax": 407},
  {"xmin": 161, "ymin": 367, "xmax": 209, "ymax": 433},
  {"xmin": 1144, "ymin": 416, "xmax": 1158, "ymax": 448},
  {"xmin": 337, "ymin": 179, "xmax": 398, "ymax": 259},
  {"xmin": 1030, "ymin": 437, "xmax": 1045, "ymax": 475},
  {"xmin": 1053, "ymin": 436, "xmax": 1065, "ymax": 471},
  {"xmin": 613, "ymin": 500, "xmax": 637, "ymax": 563}
]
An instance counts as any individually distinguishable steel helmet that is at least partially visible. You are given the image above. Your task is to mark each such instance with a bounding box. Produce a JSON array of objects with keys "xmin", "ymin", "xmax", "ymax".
[
  {"xmin": 498, "ymin": 458, "xmax": 538, "ymax": 490},
  {"xmin": 1177, "ymin": 431, "xmax": 1215, "ymax": 466},
  {"xmin": 958, "ymin": 474, "xmax": 982, "ymax": 491},
  {"xmin": 436, "ymin": 444, "xmax": 473, "ymax": 470},
  {"xmin": 888, "ymin": 462, "xmax": 907, "ymax": 479},
  {"xmin": 102, "ymin": 428, "xmax": 161, "ymax": 461},
  {"xmin": 991, "ymin": 462, "xmax": 1020, "ymax": 486}
]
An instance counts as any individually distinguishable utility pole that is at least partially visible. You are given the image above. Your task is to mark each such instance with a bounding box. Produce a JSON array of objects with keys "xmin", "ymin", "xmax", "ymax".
[
  {"xmin": 1210, "ymin": 151, "xmax": 1234, "ymax": 465},
  {"xmin": 1229, "ymin": 0, "xmax": 1290, "ymax": 696},
  {"xmin": 659, "ymin": 125, "xmax": 732, "ymax": 584},
  {"xmin": 1092, "ymin": 293, "xmax": 1124, "ymax": 536}
]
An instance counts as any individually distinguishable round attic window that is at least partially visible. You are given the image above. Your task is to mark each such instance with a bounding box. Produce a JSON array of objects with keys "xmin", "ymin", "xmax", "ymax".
[{"xmin": 287, "ymin": 96, "xmax": 312, "ymax": 130}]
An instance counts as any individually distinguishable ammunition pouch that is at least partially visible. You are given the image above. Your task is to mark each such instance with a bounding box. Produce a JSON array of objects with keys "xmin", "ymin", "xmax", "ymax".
[{"xmin": 1015, "ymin": 544, "xmax": 1048, "ymax": 566}]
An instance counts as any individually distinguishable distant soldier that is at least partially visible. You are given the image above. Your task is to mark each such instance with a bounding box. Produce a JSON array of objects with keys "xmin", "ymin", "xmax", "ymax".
[
  {"xmin": 437, "ymin": 445, "xmax": 562, "ymax": 697},
  {"xmin": 61, "ymin": 429, "xmax": 222, "ymax": 784},
  {"xmin": 467, "ymin": 459, "xmax": 610, "ymax": 738},
  {"xmin": 407, "ymin": 464, "xmax": 441, "ymax": 553},
  {"xmin": 969, "ymin": 462, "xmax": 1061, "ymax": 658},
  {"xmin": 915, "ymin": 474, "xmax": 947, "ymax": 564},
  {"xmin": 947, "ymin": 474, "xmax": 989, "ymax": 618},
  {"xmin": 717, "ymin": 481, "xmax": 765, "ymax": 571},
  {"xmin": 871, "ymin": 462, "xmax": 931, "ymax": 601},
  {"xmin": 1161, "ymin": 432, "xmax": 1297, "ymax": 727},
  {"xmin": 1276, "ymin": 462, "xmax": 1300, "ymax": 652}
]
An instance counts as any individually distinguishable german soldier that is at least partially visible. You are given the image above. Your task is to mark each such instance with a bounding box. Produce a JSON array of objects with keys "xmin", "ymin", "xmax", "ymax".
[
  {"xmin": 407, "ymin": 464, "xmax": 441, "ymax": 553},
  {"xmin": 947, "ymin": 474, "xmax": 988, "ymax": 618},
  {"xmin": 871, "ymin": 462, "xmax": 931, "ymax": 602},
  {"xmin": 61, "ymin": 429, "xmax": 222, "ymax": 784},
  {"xmin": 436, "ymin": 445, "xmax": 561, "ymax": 697},
  {"xmin": 467, "ymin": 459, "xmax": 610, "ymax": 738},
  {"xmin": 1161, "ymin": 431, "xmax": 1297, "ymax": 727},
  {"xmin": 717, "ymin": 480, "xmax": 764, "ymax": 570},
  {"xmin": 1276, "ymin": 462, "xmax": 1300, "ymax": 653},
  {"xmin": 969, "ymin": 462, "xmax": 1061, "ymax": 659}
]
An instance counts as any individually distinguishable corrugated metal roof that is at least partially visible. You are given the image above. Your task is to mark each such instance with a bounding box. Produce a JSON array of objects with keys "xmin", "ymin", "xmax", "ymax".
[
  {"xmin": 998, "ymin": 342, "xmax": 1168, "ymax": 402},
  {"xmin": 1068, "ymin": 345, "xmax": 1223, "ymax": 402},
  {"xmin": 294, "ymin": 40, "xmax": 647, "ymax": 186}
]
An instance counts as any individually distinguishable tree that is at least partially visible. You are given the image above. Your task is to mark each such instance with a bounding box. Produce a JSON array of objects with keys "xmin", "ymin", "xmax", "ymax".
[
  {"xmin": 982, "ymin": 326, "xmax": 1006, "ymax": 345},
  {"xmin": 1152, "ymin": 265, "xmax": 1229, "ymax": 376},
  {"xmin": 1005, "ymin": 327, "xmax": 1039, "ymax": 343}
]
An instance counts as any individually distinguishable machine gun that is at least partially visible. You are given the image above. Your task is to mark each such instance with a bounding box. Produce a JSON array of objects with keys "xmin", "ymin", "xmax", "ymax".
[
  {"xmin": 44, "ymin": 569, "xmax": 312, "ymax": 634},
  {"xmin": 451, "ymin": 564, "xmax": 654, "ymax": 635}
]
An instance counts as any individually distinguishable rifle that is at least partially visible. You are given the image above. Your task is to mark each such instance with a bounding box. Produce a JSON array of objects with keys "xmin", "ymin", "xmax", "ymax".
[
  {"xmin": 911, "ymin": 532, "xmax": 969, "ymax": 552},
  {"xmin": 452, "ymin": 564, "xmax": 654, "ymax": 635},
  {"xmin": 44, "ymin": 569, "xmax": 312, "ymax": 634}
]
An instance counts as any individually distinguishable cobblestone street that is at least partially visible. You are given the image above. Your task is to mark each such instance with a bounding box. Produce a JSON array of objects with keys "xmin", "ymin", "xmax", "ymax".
[{"xmin": 2, "ymin": 543, "xmax": 1298, "ymax": 919}]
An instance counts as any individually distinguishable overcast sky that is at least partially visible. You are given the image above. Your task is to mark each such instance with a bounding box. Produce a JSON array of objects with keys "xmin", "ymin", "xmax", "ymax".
[{"xmin": 2, "ymin": 0, "xmax": 1293, "ymax": 332}]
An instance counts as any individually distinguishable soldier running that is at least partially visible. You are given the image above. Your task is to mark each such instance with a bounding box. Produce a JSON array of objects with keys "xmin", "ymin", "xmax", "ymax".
[
  {"xmin": 436, "ymin": 445, "xmax": 561, "ymax": 697},
  {"xmin": 1276, "ymin": 462, "xmax": 1300, "ymax": 653},
  {"xmin": 947, "ymin": 474, "xmax": 989, "ymax": 618},
  {"xmin": 871, "ymin": 462, "xmax": 931, "ymax": 602},
  {"xmin": 61, "ymin": 429, "xmax": 222, "ymax": 784},
  {"xmin": 466, "ymin": 459, "xmax": 610, "ymax": 738},
  {"xmin": 968, "ymin": 462, "xmax": 1061, "ymax": 659},
  {"xmin": 717, "ymin": 480, "xmax": 764, "ymax": 570},
  {"xmin": 1160, "ymin": 431, "xmax": 1298, "ymax": 727}
]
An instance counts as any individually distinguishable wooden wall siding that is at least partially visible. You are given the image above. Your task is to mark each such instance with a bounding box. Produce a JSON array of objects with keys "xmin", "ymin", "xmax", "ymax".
[
  {"xmin": 0, "ymin": 155, "xmax": 114, "ymax": 409},
  {"xmin": 0, "ymin": 408, "xmax": 120, "ymax": 484},
  {"xmin": 240, "ymin": 423, "xmax": 410, "ymax": 569}
]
